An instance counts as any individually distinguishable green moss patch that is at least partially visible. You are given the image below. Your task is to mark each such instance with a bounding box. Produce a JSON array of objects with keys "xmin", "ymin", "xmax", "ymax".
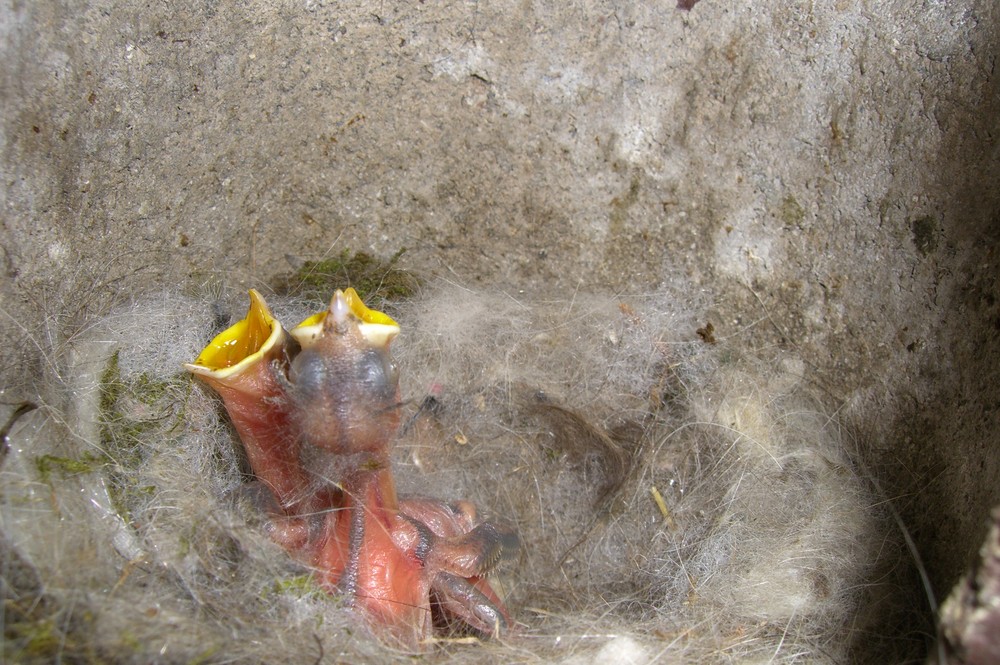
[
  {"xmin": 33, "ymin": 453, "xmax": 103, "ymax": 481},
  {"xmin": 274, "ymin": 248, "xmax": 419, "ymax": 308},
  {"xmin": 95, "ymin": 351, "xmax": 190, "ymax": 525}
]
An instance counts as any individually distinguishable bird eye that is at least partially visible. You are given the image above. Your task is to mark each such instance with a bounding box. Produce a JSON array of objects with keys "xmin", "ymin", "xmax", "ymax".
[{"xmin": 359, "ymin": 349, "xmax": 398, "ymax": 398}]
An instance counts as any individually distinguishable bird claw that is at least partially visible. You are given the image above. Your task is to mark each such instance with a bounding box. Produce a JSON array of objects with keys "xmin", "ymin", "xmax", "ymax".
[
  {"xmin": 431, "ymin": 571, "xmax": 510, "ymax": 636},
  {"xmin": 398, "ymin": 498, "xmax": 519, "ymax": 577}
]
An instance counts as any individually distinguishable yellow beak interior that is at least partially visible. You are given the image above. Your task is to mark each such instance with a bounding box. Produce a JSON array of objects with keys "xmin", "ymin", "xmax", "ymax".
[
  {"xmin": 189, "ymin": 289, "xmax": 282, "ymax": 374},
  {"xmin": 294, "ymin": 287, "xmax": 398, "ymax": 329},
  {"xmin": 186, "ymin": 287, "xmax": 398, "ymax": 380},
  {"xmin": 292, "ymin": 287, "xmax": 399, "ymax": 348}
]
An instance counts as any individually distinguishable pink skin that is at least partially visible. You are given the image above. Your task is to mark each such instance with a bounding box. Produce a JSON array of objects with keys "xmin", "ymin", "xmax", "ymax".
[
  {"xmin": 186, "ymin": 320, "xmax": 319, "ymax": 515},
  {"xmin": 395, "ymin": 498, "xmax": 516, "ymax": 634},
  {"xmin": 190, "ymin": 290, "xmax": 517, "ymax": 649}
]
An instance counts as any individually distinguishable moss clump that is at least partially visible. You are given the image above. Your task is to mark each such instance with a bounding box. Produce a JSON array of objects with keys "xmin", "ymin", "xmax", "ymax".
[
  {"xmin": 96, "ymin": 351, "xmax": 189, "ymax": 526},
  {"xmin": 5, "ymin": 615, "xmax": 64, "ymax": 661},
  {"xmin": 275, "ymin": 248, "xmax": 419, "ymax": 308},
  {"xmin": 272, "ymin": 574, "xmax": 325, "ymax": 598},
  {"xmin": 2, "ymin": 597, "xmax": 100, "ymax": 664},
  {"xmin": 33, "ymin": 453, "xmax": 103, "ymax": 481}
]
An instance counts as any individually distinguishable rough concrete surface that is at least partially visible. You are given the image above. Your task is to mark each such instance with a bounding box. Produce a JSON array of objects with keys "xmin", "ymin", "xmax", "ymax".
[{"xmin": 2, "ymin": 0, "xmax": 999, "ymax": 661}]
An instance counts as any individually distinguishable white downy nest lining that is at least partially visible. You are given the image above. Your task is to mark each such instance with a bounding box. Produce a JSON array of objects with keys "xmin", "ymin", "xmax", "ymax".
[{"xmin": 1, "ymin": 283, "xmax": 922, "ymax": 663}]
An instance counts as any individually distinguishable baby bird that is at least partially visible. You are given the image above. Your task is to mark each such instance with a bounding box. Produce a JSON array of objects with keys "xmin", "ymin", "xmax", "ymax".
[{"xmin": 187, "ymin": 289, "xmax": 518, "ymax": 649}]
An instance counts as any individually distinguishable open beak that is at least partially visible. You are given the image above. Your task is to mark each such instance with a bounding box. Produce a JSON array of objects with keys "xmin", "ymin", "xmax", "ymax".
[
  {"xmin": 291, "ymin": 287, "xmax": 400, "ymax": 349},
  {"xmin": 184, "ymin": 290, "xmax": 308, "ymax": 510},
  {"xmin": 186, "ymin": 289, "xmax": 285, "ymax": 379}
]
